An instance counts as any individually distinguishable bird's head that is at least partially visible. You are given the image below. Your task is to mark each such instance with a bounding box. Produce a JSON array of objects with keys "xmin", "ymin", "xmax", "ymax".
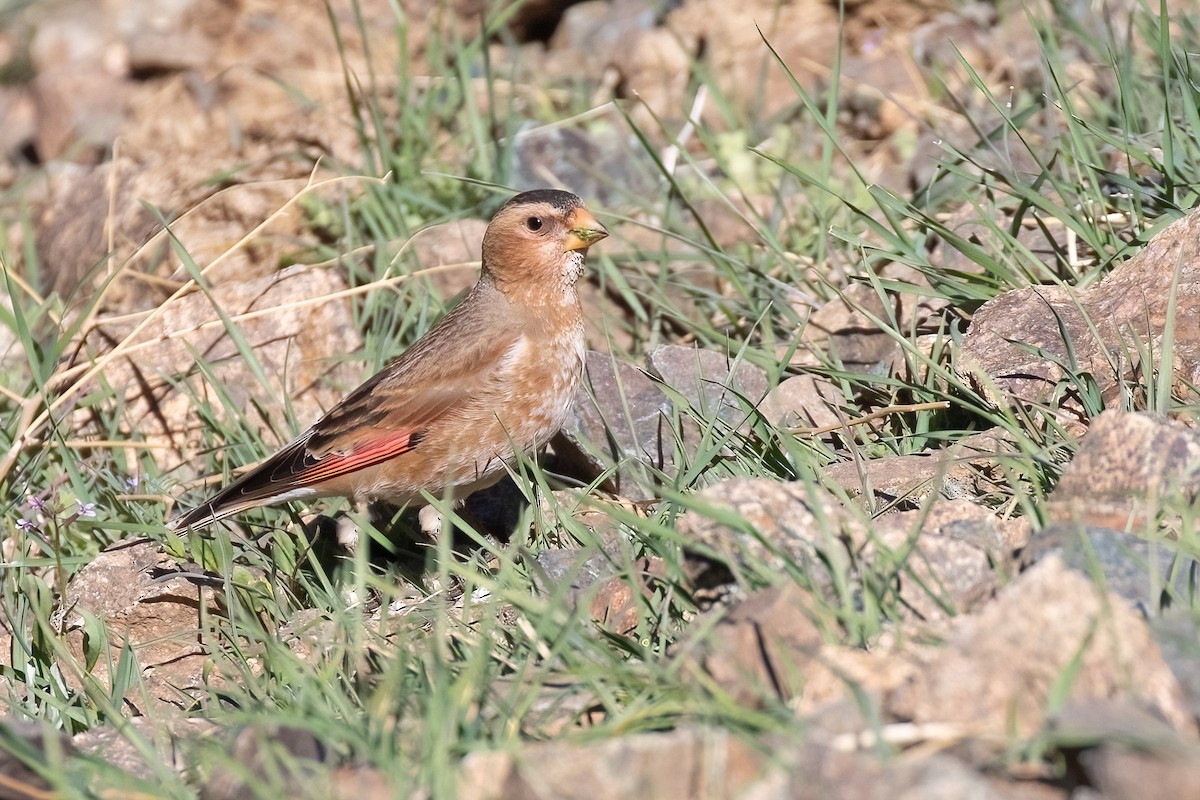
[{"xmin": 481, "ymin": 189, "xmax": 608, "ymax": 304}]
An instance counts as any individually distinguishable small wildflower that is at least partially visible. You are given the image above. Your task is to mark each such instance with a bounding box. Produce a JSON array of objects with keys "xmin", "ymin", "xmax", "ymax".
[
  {"xmin": 125, "ymin": 475, "xmax": 141, "ymax": 491},
  {"xmin": 16, "ymin": 519, "xmax": 35, "ymax": 533},
  {"xmin": 26, "ymin": 493, "xmax": 47, "ymax": 514},
  {"xmin": 76, "ymin": 500, "xmax": 96, "ymax": 518}
]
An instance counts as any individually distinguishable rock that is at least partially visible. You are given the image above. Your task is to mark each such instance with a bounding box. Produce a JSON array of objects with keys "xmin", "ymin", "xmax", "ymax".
[
  {"xmin": 33, "ymin": 160, "xmax": 161, "ymax": 302},
  {"xmin": 792, "ymin": 282, "xmax": 900, "ymax": 370},
  {"xmin": 533, "ymin": 547, "xmax": 611, "ymax": 590},
  {"xmin": 64, "ymin": 539, "xmax": 217, "ymax": 712},
  {"xmin": 201, "ymin": 725, "xmax": 331, "ymax": 800},
  {"xmin": 607, "ymin": 26, "xmax": 692, "ymax": 125},
  {"xmin": 74, "ymin": 263, "xmax": 362, "ymax": 475},
  {"xmin": 676, "ymin": 477, "xmax": 858, "ymax": 596},
  {"xmin": 457, "ymin": 0, "xmax": 581, "ymax": 42},
  {"xmin": 824, "ymin": 452, "xmax": 973, "ymax": 509},
  {"xmin": 456, "ymin": 474, "xmax": 533, "ymax": 540},
  {"xmin": 0, "ymin": 86, "xmax": 35, "ymax": 175},
  {"xmin": 865, "ymin": 500, "xmax": 1021, "ymax": 621},
  {"xmin": 32, "ymin": 66, "xmax": 128, "ymax": 163},
  {"xmin": 552, "ymin": 350, "xmax": 673, "ymax": 501},
  {"xmin": 1080, "ymin": 743, "xmax": 1200, "ymax": 800},
  {"xmin": 757, "ymin": 373, "xmax": 846, "ymax": 431},
  {"xmin": 959, "ymin": 208, "xmax": 1200, "ymax": 415},
  {"xmin": 455, "ymin": 726, "xmax": 767, "ymax": 800},
  {"xmin": 649, "ymin": 0, "xmax": 841, "ymax": 124},
  {"xmin": 531, "ymin": 493, "xmax": 658, "ymax": 634},
  {"xmin": 824, "ymin": 428, "xmax": 1027, "ymax": 513},
  {"xmin": 690, "ymin": 196, "xmax": 771, "ymax": 250},
  {"xmin": 679, "ymin": 582, "xmax": 825, "ymax": 706},
  {"xmin": 1047, "ymin": 410, "xmax": 1200, "ymax": 529},
  {"xmin": 457, "ymin": 722, "xmax": 1012, "ymax": 800},
  {"xmin": 408, "ymin": 218, "xmax": 488, "ymax": 302},
  {"xmin": 158, "ymin": 178, "xmax": 347, "ymax": 287},
  {"xmin": 12, "ymin": 0, "xmax": 403, "ymax": 306},
  {"xmin": 1151, "ymin": 611, "xmax": 1200, "ymax": 724},
  {"xmin": 791, "ymin": 638, "xmax": 919, "ymax": 720},
  {"xmin": 887, "ymin": 555, "xmax": 1196, "ymax": 739},
  {"xmin": 116, "ymin": 0, "xmax": 211, "ymax": 75},
  {"xmin": 1052, "ymin": 701, "xmax": 1200, "ymax": 800},
  {"xmin": 779, "ymin": 748, "xmax": 1008, "ymax": 800},
  {"xmin": 73, "ymin": 716, "xmax": 213, "ymax": 781},
  {"xmin": 1026, "ymin": 523, "xmax": 1197, "ymax": 618},
  {"xmin": 27, "ymin": 1, "xmax": 119, "ymax": 73},
  {"xmin": 33, "ymin": 161, "xmax": 349, "ymax": 311},
  {"xmin": 508, "ymin": 116, "xmax": 659, "ymax": 208},
  {"xmin": 0, "ymin": 719, "xmax": 77, "ymax": 795},
  {"xmin": 532, "ymin": 546, "xmax": 663, "ymax": 635},
  {"xmin": 548, "ymin": 0, "xmax": 658, "ymax": 78},
  {"xmin": 329, "ymin": 766, "xmax": 393, "ymax": 800},
  {"xmin": 645, "ymin": 343, "xmax": 769, "ymax": 426},
  {"xmin": 585, "ymin": 573, "xmax": 644, "ymax": 635},
  {"xmin": 482, "ymin": 674, "xmax": 607, "ymax": 737},
  {"xmin": 27, "ymin": 0, "xmax": 129, "ymax": 162}
]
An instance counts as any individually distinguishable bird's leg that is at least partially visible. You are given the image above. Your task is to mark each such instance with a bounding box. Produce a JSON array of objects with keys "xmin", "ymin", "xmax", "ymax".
[
  {"xmin": 417, "ymin": 504, "xmax": 444, "ymax": 539},
  {"xmin": 418, "ymin": 498, "xmax": 495, "ymax": 541},
  {"xmin": 335, "ymin": 514, "xmax": 361, "ymax": 552}
]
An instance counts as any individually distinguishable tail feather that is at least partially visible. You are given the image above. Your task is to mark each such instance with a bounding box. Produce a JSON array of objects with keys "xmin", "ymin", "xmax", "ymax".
[
  {"xmin": 167, "ymin": 438, "xmax": 316, "ymax": 531},
  {"xmin": 167, "ymin": 426, "xmax": 419, "ymax": 530},
  {"xmin": 167, "ymin": 494, "xmax": 278, "ymax": 531}
]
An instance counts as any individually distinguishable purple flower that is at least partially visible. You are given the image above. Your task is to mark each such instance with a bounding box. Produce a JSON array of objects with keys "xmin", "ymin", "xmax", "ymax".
[
  {"xmin": 16, "ymin": 519, "xmax": 35, "ymax": 533},
  {"xmin": 76, "ymin": 500, "xmax": 96, "ymax": 518},
  {"xmin": 26, "ymin": 494, "xmax": 47, "ymax": 513}
]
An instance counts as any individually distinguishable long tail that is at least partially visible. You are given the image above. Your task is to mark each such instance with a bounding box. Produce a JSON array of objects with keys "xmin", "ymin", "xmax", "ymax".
[
  {"xmin": 167, "ymin": 426, "xmax": 420, "ymax": 530},
  {"xmin": 167, "ymin": 439, "xmax": 318, "ymax": 531}
]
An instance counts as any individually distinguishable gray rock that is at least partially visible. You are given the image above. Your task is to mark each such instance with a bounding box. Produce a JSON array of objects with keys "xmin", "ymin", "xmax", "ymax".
[
  {"xmin": 202, "ymin": 724, "xmax": 330, "ymax": 800},
  {"xmin": 532, "ymin": 547, "xmax": 612, "ymax": 596},
  {"xmin": 552, "ymin": 351, "xmax": 674, "ymax": 501},
  {"xmin": 549, "ymin": 0, "xmax": 658, "ymax": 74},
  {"xmin": 1151, "ymin": 611, "xmax": 1200, "ymax": 726},
  {"xmin": 1057, "ymin": 701, "xmax": 1200, "ymax": 800},
  {"xmin": 508, "ymin": 118, "xmax": 658, "ymax": 208},
  {"xmin": 1028, "ymin": 523, "xmax": 1197, "ymax": 618},
  {"xmin": 676, "ymin": 477, "xmax": 858, "ymax": 596},
  {"xmin": 533, "ymin": 544, "xmax": 659, "ymax": 636},
  {"xmin": 645, "ymin": 343, "xmax": 768, "ymax": 426},
  {"xmin": 792, "ymin": 282, "xmax": 901, "ymax": 370}
]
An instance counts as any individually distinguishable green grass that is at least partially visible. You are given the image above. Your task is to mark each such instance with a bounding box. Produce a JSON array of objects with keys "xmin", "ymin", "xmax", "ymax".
[{"xmin": 1, "ymin": 0, "xmax": 1200, "ymax": 795}]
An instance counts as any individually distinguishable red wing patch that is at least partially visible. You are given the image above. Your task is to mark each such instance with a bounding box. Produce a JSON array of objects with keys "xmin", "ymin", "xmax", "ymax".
[{"xmin": 278, "ymin": 430, "xmax": 421, "ymax": 487}]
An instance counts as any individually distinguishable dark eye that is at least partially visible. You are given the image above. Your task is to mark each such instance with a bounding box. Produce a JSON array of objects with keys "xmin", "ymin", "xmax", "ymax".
[{"xmin": 526, "ymin": 216, "xmax": 543, "ymax": 232}]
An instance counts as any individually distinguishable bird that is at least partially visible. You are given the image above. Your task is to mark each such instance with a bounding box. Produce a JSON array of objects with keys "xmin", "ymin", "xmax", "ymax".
[{"xmin": 168, "ymin": 189, "xmax": 607, "ymax": 531}]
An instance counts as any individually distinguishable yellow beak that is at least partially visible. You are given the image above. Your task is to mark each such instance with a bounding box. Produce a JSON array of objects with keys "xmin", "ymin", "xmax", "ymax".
[{"xmin": 563, "ymin": 207, "xmax": 609, "ymax": 251}]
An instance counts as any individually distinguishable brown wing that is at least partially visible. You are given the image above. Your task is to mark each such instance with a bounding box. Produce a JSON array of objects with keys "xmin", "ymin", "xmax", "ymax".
[{"xmin": 169, "ymin": 298, "xmax": 521, "ymax": 529}]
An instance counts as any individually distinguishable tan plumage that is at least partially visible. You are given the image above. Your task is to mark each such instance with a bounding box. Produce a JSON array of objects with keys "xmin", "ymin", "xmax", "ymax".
[{"xmin": 168, "ymin": 189, "xmax": 607, "ymax": 530}]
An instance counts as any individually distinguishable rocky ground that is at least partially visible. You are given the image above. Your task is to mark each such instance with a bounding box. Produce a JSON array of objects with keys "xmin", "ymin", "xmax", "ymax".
[{"xmin": 2, "ymin": 0, "xmax": 1200, "ymax": 797}]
